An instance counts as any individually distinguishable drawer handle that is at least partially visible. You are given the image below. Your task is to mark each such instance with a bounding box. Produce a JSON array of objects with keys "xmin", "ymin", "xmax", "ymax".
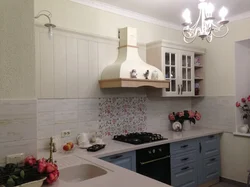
[
  {"xmin": 181, "ymin": 145, "xmax": 188, "ymax": 148},
  {"xmin": 181, "ymin": 166, "xmax": 190, "ymax": 171},
  {"xmin": 209, "ymin": 135, "xmax": 215, "ymax": 139},
  {"xmin": 110, "ymin": 155, "xmax": 123, "ymax": 159},
  {"xmin": 181, "ymin": 157, "xmax": 189, "ymax": 161},
  {"xmin": 210, "ymin": 158, "xmax": 216, "ymax": 162}
]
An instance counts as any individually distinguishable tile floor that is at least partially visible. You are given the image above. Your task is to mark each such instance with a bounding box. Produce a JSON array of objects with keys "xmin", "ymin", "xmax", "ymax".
[{"xmin": 212, "ymin": 182, "xmax": 241, "ymax": 187}]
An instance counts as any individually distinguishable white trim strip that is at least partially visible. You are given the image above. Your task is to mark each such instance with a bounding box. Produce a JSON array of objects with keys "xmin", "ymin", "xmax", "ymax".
[
  {"xmin": 70, "ymin": 0, "xmax": 182, "ymax": 30},
  {"xmin": 229, "ymin": 11, "xmax": 250, "ymax": 22}
]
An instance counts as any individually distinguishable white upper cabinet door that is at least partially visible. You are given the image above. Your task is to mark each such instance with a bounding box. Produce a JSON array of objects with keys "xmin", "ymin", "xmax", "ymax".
[
  {"xmin": 179, "ymin": 51, "xmax": 195, "ymax": 97},
  {"xmin": 162, "ymin": 48, "xmax": 180, "ymax": 97}
]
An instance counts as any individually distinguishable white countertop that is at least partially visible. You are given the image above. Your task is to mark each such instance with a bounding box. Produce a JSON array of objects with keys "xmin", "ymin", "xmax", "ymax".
[{"xmin": 40, "ymin": 127, "xmax": 223, "ymax": 187}]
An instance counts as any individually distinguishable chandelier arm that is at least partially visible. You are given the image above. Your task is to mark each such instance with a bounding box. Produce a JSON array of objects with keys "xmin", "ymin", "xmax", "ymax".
[
  {"xmin": 183, "ymin": 36, "xmax": 197, "ymax": 44},
  {"xmin": 212, "ymin": 25, "xmax": 229, "ymax": 38},
  {"xmin": 190, "ymin": 9, "xmax": 202, "ymax": 30}
]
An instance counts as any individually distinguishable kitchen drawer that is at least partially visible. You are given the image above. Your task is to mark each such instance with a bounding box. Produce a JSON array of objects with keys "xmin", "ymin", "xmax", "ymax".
[
  {"xmin": 201, "ymin": 134, "xmax": 220, "ymax": 158},
  {"xmin": 203, "ymin": 155, "xmax": 221, "ymax": 183},
  {"xmin": 171, "ymin": 162, "xmax": 197, "ymax": 187},
  {"xmin": 171, "ymin": 151, "xmax": 196, "ymax": 169},
  {"xmin": 101, "ymin": 151, "xmax": 136, "ymax": 171},
  {"xmin": 170, "ymin": 139, "xmax": 198, "ymax": 155}
]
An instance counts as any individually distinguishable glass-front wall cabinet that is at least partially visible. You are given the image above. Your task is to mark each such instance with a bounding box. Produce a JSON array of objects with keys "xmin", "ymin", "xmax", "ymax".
[{"xmin": 163, "ymin": 48, "xmax": 194, "ymax": 97}]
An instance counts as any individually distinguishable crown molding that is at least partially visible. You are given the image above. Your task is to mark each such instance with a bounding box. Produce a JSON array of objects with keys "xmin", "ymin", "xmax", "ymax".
[
  {"xmin": 229, "ymin": 11, "xmax": 250, "ymax": 22},
  {"xmin": 70, "ymin": 0, "xmax": 182, "ymax": 30}
]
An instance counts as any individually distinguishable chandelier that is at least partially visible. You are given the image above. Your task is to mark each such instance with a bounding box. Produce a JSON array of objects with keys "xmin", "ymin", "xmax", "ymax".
[{"xmin": 182, "ymin": 0, "xmax": 229, "ymax": 43}]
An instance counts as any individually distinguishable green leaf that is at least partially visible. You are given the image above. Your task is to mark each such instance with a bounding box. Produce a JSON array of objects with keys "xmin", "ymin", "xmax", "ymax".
[
  {"xmin": 10, "ymin": 175, "xmax": 19, "ymax": 180},
  {"xmin": 20, "ymin": 170, "xmax": 25, "ymax": 179},
  {"xmin": 7, "ymin": 177, "xmax": 15, "ymax": 187}
]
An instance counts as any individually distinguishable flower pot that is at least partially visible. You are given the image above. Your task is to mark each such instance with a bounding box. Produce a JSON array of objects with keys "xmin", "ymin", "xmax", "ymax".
[
  {"xmin": 238, "ymin": 125, "xmax": 249, "ymax": 134},
  {"xmin": 16, "ymin": 178, "xmax": 46, "ymax": 187},
  {"xmin": 183, "ymin": 121, "xmax": 191, "ymax": 131}
]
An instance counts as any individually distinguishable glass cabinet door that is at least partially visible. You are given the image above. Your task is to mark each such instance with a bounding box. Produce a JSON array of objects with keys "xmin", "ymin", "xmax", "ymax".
[
  {"xmin": 164, "ymin": 49, "xmax": 179, "ymax": 96},
  {"xmin": 180, "ymin": 52, "xmax": 194, "ymax": 96}
]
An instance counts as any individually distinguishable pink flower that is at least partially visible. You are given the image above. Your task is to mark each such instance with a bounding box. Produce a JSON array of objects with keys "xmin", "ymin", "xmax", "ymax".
[
  {"xmin": 179, "ymin": 112, "xmax": 184, "ymax": 117},
  {"xmin": 188, "ymin": 111, "xmax": 195, "ymax": 118},
  {"xmin": 38, "ymin": 161, "xmax": 47, "ymax": 173},
  {"xmin": 236, "ymin": 102, "xmax": 241, "ymax": 108},
  {"xmin": 38, "ymin": 158, "xmax": 46, "ymax": 164},
  {"xmin": 195, "ymin": 112, "xmax": 201, "ymax": 121},
  {"xmin": 247, "ymin": 96, "xmax": 250, "ymax": 102},
  {"xmin": 168, "ymin": 113, "xmax": 175, "ymax": 121},
  {"xmin": 24, "ymin": 156, "xmax": 37, "ymax": 166},
  {"xmin": 46, "ymin": 170, "xmax": 59, "ymax": 184},
  {"xmin": 241, "ymin": 98, "xmax": 246, "ymax": 103},
  {"xmin": 46, "ymin": 162, "xmax": 57, "ymax": 173}
]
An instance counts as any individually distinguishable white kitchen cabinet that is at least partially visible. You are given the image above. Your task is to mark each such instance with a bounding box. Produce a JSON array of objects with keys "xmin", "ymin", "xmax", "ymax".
[{"xmin": 146, "ymin": 40, "xmax": 205, "ymax": 97}]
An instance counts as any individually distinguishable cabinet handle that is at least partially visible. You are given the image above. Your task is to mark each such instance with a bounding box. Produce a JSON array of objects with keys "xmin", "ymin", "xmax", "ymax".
[
  {"xmin": 181, "ymin": 145, "xmax": 188, "ymax": 148},
  {"xmin": 110, "ymin": 155, "xmax": 123, "ymax": 160},
  {"xmin": 178, "ymin": 85, "xmax": 180, "ymax": 95},
  {"xmin": 181, "ymin": 157, "xmax": 189, "ymax": 161},
  {"xmin": 181, "ymin": 84, "xmax": 183, "ymax": 95},
  {"xmin": 210, "ymin": 158, "xmax": 216, "ymax": 162},
  {"xmin": 199, "ymin": 142, "xmax": 202, "ymax": 153},
  {"xmin": 181, "ymin": 166, "xmax": 190, "ymax": 171}
]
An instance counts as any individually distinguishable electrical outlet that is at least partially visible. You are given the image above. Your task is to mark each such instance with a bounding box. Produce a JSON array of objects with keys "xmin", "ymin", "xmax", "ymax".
[
  {"xmin": 6, "ymin": 153, "xmax": 25, "ymax": 164},
  {"xmin": 61, "ymin": 130, "xmax": 71, "ymax": 138}
]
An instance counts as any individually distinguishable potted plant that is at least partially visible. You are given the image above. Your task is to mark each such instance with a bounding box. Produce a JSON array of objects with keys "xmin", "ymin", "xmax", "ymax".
[
  {"xmin": 0, "ymin": 156, "xmax": 59, "ymax": 187},
  {"xmin": 169, "ymin": 110, "xmax": 201, "ymax": 131},
  {"xmin": 236, "ymin": 96, "xmax": 250, "ymax": 133}
]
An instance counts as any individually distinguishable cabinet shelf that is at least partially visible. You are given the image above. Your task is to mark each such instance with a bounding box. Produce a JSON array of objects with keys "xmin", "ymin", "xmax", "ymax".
[
  {"xmin": 195, "ymin": 77, "xmax": 204, "ymax": 80},
  {"xmin": 195, "ymin": 65, "xmax": 203, "ymax": 68}
]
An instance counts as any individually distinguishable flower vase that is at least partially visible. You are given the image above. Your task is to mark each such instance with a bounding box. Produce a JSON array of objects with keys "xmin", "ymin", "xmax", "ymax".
[
  {"xmin": 238, "ymin": 125, "xmax": 249, "ymax": 134},
  {"xmin": 183, "ymin": 120, "xmax": 191, "ymax": 131}
]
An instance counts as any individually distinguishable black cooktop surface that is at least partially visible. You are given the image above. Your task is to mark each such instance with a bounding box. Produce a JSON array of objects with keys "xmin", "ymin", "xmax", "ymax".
[{"xmin": 113, "ymin": 132, "xmax": 167, "ymax": 145}]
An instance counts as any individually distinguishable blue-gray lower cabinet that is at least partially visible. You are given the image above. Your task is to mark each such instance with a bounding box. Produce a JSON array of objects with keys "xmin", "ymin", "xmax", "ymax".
[
  {"xmin": 198, "ymin": 134, "xmax": 221, "ymax": 184},
  {"xmin": 101, "ymin": 151, "xmax": 136, "ymax": 172},
  {"xmin": 171, "ymin": 134, "xmax": 221, "ymax": 187}
]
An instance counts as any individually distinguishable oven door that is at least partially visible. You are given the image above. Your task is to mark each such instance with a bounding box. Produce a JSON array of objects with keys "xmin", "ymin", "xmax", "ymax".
[{"xmin": 137, "ymin": 155, "xmax": 171, "ymax": 184}]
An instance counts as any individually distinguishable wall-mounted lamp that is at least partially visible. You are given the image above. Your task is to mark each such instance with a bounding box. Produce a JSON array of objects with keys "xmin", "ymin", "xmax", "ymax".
[{"xmin": 35, "ymin": 10, "xmax": 56, "ymax": 39}]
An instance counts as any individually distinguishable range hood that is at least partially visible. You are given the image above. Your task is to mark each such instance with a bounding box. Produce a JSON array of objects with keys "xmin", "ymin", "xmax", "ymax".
[{"xmin": 99, "ymin": 27, "xmax": 169, "ymax": 89}]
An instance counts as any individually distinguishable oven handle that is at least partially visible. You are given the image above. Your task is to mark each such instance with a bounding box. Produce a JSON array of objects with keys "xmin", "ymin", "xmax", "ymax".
[{"xmin": 140, "ymin": 155, "xmax": 170, "ymax": 165}]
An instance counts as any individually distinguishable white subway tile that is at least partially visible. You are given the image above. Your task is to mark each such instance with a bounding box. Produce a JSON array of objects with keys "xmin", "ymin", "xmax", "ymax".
[
  {"xmin": 37, "ymin": 99, "xmax": 55, "ymax": 112},
  {"xmin": 0, "ymin": 118, "xmax": 37, "ymax": 143},
  {"xmin": 55, "ymin": 111, "xmax": 78, "ymax": 124},
  {"xmin": 54, "ymin": 99, "xmax": 78, "ymax": 112},
  {"xmin": 38, "ymin": 125, "xmax": 54, "ymax": 139},
  {"xmin": 37, "ymin": 112, "xmax": 54, "ymax": 126}
]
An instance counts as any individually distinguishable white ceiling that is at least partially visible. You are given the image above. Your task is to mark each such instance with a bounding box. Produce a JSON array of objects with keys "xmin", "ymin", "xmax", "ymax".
[{"xmin": 95, "ymin": 0, "xmax": 250, "ymax": 26}]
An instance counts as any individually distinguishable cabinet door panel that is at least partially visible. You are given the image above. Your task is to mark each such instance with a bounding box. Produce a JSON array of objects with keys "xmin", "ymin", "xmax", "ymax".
[
  {"xmin": 202, "ymin": 135, "xmax": 220, "ymax": 158},
  {"xmin": 171, "ymin": 162, "xmax": 197, "ymax": 187},
  {"xmin": 162, "ymin": 48, "xmax": 180, "ymax": 96},
  {"xmin": 203, "ymin": 156, "xmax": 221, "ymax": 183},
  {"xmin": 101, "ymin": 151, "xmax": 136, "ymax": 171},
  {"xmin": 180, "ymin": 51, "xmax": 194, "ymax": 96}
]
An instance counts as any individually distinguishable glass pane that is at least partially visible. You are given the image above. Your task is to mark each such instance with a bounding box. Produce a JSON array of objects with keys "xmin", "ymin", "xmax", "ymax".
[
  {"xmin": 182, "ymin": 56, "xmax": 186, "ymax": 67},
  {"xmin": 182, "ymin": 68, "xmax": 186, "ymax": 79},
  {"xmin": 165, "ymin": 66, "xmax": 170, "ymax": 79},
  {"xmin": 187, "ymin": 56, "xmax": 191, "ymax": 67},
  {"xmin": 188, "ymin": 81, "xmax": 192, "ymax": 92},
  {"xmin": 171, "ymin": 67, "xmax": 176, "ymax": 79},
  {"xmin": 171, "ymin": 80, "xmax": 176, "ymax": 92},
  {"xmin": 182, "ymin": 81, "xmax": 187, "ymax": 92},
  {"xmin": 187, "ymin": 68, "xmax": 191, "ymax": 79},
  {"xmin": 165, "ymin": 53, "xmax": 169, "ymax": 65},
  {"xmin": 171, "ymin": 54, "xmax": 175, "ymax": 65}
]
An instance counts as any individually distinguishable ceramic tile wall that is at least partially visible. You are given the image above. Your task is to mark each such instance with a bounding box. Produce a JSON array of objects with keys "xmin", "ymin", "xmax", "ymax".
[
  {"xmin": 191, "ymin": 96, "xmax": 235, "ymax": 132},
  {"xmin": 0, "ymin": 100, "xmax": 37, "ymax": 165},
  {"xmin": 37, "ymin": 97, "xmax": 192, "ymax": 149}
]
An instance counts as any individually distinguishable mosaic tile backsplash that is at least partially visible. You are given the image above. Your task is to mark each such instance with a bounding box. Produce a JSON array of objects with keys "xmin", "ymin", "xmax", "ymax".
[{"xmin": 99, "ymin": 97, "xmax": 147, "ymax": 136}]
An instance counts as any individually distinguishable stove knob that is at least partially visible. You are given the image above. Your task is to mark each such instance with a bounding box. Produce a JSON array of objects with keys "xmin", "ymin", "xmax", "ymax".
[
  {"xmin": 152, "ymin": 149, "xmax": 156, "ymax": 153},
  {"xmin": 159, "ymin": 148, "xmax": 162, "ymax": 152},
  {"xmin": 148, "ymin": 151, "xmax": 152, "ymax": 154}
]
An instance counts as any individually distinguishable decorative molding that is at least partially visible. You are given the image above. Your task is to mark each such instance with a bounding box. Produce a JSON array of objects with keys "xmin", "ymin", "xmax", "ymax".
[
  {"xmin": 71, "ymin": 0, "xmax": 250, "ymax": 30},
  {"xmin": 229, "ymin": 11, "xmax": 250, "ymax": 22},
  {"xmin": 70, "ymin": 0, "xmax": 182, "ymax": 30}
]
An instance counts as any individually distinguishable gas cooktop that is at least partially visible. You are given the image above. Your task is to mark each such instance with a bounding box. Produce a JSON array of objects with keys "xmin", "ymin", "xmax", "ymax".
[{"xmin": 113, "ymin": 132, "xmax": 167, "ymax": 145}]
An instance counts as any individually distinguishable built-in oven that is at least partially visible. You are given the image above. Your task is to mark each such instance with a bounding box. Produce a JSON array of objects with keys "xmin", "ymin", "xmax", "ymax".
[{"xmin": 136, "ymin": 144, "xmax": 171, "ymax": 185}]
